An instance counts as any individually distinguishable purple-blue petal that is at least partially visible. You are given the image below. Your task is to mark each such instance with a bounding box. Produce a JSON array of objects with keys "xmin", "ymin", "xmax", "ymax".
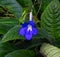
[
  {"xmin": 22, "ymin": 21, "xmax": 35, "ymax": 27},
  {"xmin": 19, "ymin": 27, "xmax": 26, "ymax": 36},
  {"xmin": 22, "ymin": 22, "xmax": 28, "ymax": 27},
  {"xmin": 25, "ymin": 30, "xmax": 32, "ymax": 40},
  {"xmin": 32, "ymin": 27, "xmax": 38, "ymax": 35},
  {"xmin": 29, "ymin": 21, "xmax": 35, "ymax": 27}
]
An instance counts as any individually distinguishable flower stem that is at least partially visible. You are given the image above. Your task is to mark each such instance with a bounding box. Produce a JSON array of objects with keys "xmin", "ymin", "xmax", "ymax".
[{"xmin": 29, "ymin": 11, "xmax": 32, "ymax": 21}]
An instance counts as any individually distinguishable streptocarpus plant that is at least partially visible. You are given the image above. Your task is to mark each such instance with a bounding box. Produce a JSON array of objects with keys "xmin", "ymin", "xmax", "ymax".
[{"xmin": 0, "ymin": 0, "xmax": 60, "ymax": 57}]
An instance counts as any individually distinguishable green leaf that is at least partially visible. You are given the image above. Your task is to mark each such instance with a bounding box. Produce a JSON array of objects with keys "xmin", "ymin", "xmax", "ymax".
[
  {"xmin": 0, "ymin": 18, "xmax": 18, "ymax": 26},
  {"xmin": 41, "ymin": 0, "xmax": 60, "ymax": 45},
  {"xmin": 1, "ymin": 25, "xmax": 23, "ymax": 43},
  {"xmin": 0, "ymin": 42, "xmax": 18, "ymax": 57},
  {"xmin": 0, "ymin": 18, "xmax": 18, "ymax": 34},
  {"xmin": 40, "ymin": 43, "xmax": 60, "ymax": 57},
  {"xmin": 0, "ymin": 0, "xmax": 23, "ymax": 18},
  {"xmin": 16, "ymin": 0, "xmax": 32, "ymax": 8},
  {"xmin": 0, "ymin": 24, "xmax": 10, "ymax": 34},
  {"xmin": 5, "ymin": 50, "xmax": 35, "ymax": 57},
  {"xmin": 41, "ymin": 0, "xmax": 52, "ymax": 12}
]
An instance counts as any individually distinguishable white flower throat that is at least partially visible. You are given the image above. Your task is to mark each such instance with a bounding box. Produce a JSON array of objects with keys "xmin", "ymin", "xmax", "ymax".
[{"xmin": 27, "ymin": 25, "xmax": 32, "ymax": 31}]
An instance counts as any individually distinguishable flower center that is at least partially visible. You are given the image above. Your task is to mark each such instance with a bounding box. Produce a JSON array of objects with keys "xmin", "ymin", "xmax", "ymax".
[{"xmin": 27, "ymin": 24, "xmax": 32, "ymax": 31}]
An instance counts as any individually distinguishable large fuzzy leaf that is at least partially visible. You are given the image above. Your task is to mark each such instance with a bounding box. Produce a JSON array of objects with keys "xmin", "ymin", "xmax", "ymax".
[
  {"xmin": 0, "ymin": 18, "xmax": 18, "ymax": 26},
  {"xmin": 40, "ymin": 43, "xmax": 60, "ymax": 57},
  {"xmin": 5, "ymin": 50, "xmax": 35, "ymax": 57},
  {"xmin": 1, "ymin": 25, "xmax": 22, "ymax": 43},
  {"xmin": 0, "ymin": 0, "xmax": 23, "ymax": 34},
  {"xmin": 0, "ymin": 0, "xmax": 23, "ymax": 18},
  {"xmin": 0, "ymin": 18, "xmax": 18, "ymax": 34},
  {"xmin": 0, "ymin": 42, "xmax": 18, "ymax": 57},
  {"xmin": 41, "ymin": 0, "xmax": 60, "ymax": 45}
]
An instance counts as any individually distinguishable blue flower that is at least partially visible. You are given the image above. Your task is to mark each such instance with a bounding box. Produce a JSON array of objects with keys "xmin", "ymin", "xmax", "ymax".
[{"xmin": 19, "ymin": 21, "xmax": 38, "ymax": 40}]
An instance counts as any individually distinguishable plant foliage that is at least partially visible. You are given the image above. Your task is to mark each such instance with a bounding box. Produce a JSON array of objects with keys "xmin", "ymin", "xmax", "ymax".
[
  {"xmin": 0, "ymin": 0, "xmax": 60, "ymax": 57},
  {"xmin": 41, "ymin": 0, "xmax": 60, "ymax": 45}
]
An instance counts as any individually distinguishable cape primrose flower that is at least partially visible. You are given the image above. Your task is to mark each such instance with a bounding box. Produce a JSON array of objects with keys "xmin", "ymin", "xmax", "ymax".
[{"xmin": 19, "ymin": 12, "xmax": 38, "ymax": 40}]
